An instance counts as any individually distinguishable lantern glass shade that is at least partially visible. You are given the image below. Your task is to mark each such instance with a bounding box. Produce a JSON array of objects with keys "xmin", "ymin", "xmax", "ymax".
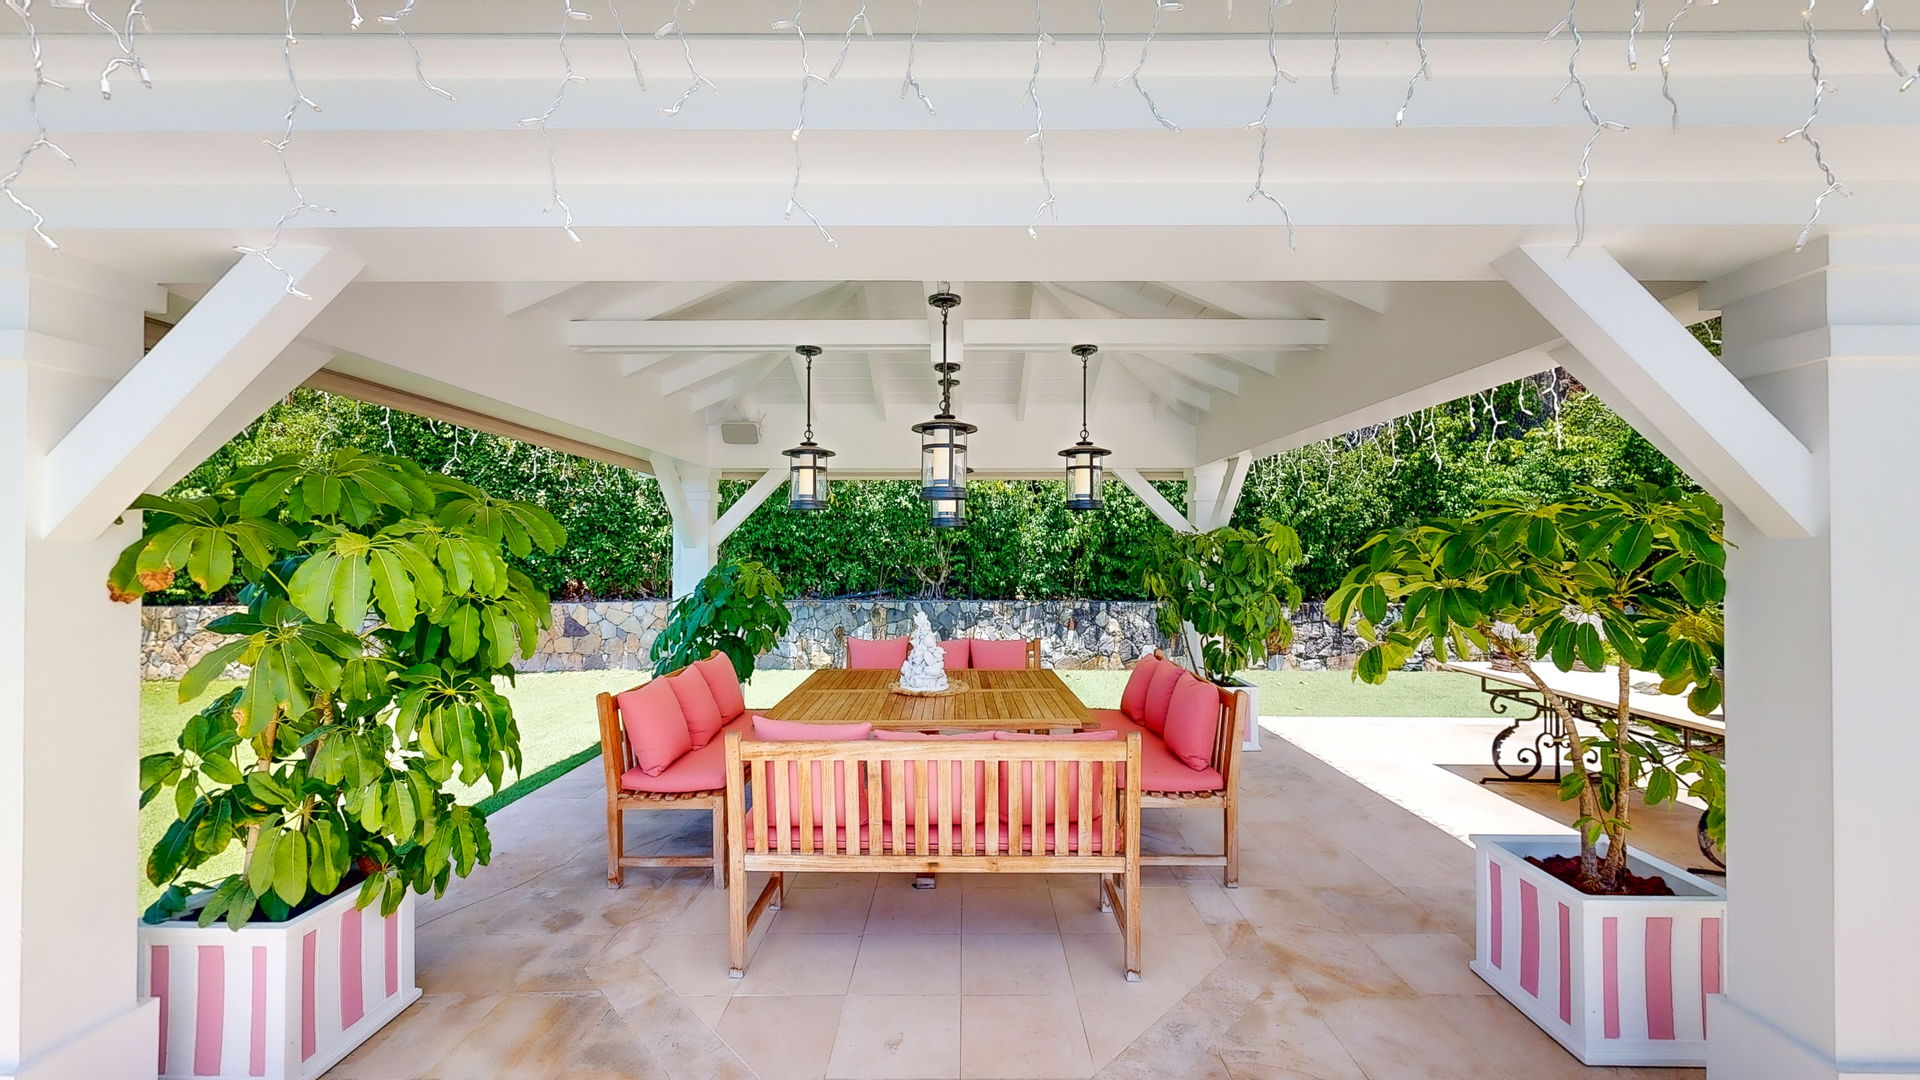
[
  {"xmin": 782, "ymin": 442, "xmax": 833, "ymax": 511},
  {"xmin": 929, "ymin": 495, "xmax": 967, "ymax": 528},
  {"xmin": 912, "ymin": 417, "xmax": 976, "ymax": 500},
  {"xmin": 1060, "ymin": 441, "xmax": 1110, "ymax": 511}
]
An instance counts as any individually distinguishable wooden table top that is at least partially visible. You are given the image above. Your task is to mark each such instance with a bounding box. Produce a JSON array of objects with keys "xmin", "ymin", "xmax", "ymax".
[
  {"xmin": 758, "ymin": 668, "xmax": 1093, "ymax": 732},
  {"xmin": 1444, "ymin": 660, "xmax": 1726, "ymax": 735}
]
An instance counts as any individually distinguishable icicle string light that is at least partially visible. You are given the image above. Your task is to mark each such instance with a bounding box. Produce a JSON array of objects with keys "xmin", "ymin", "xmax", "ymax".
[
  {"xmin": 1862, "ymin": 1, "xmax": 1917, "ymax": 91},
  {"xmin": 604, "ymin": 0, "xmax": 647, "ymax": 90},
  {"xmin": 900, "ymin": 0, "xmax": 937, "ymax": 113},
  {"xmin": 658, "ymin": 0, "xmax": 717, "ymax": 117},
  {"xmin": 1784, "ymin": 0, "xmax": 1849, "ymax": 251},
  {"xmin": 1627, "ymin": 0, "xmax": 1646, "ymax": 68},
  {"xmin": 830, "ymin": 2, "xmax": 870, "ymax": 80},
  {"xmin": 775, "ymin": 0, "xmax": 837, "ymax": 245},
  {"xmin": 1548, "ymin": 0, "xmax": 1628, "ymax": 251},
  {"xmin": 381, "ymin": 0, "xmax": 455, "ymax": 102},
  {"xmin": 82, "ymin": 0, "xmax": 152, "ymax": 98},
  {"xmin": 1245, "ymin": 0, "xmax": 1298, "ymax": 250},
  {"xmin": 516, "ymin": 1, "xmax": 593, "ymax": 245},
  {"xmin": 0, "ymin": 0, "xmax": 71, "ymax": 251},
  {"xmin": 1395, "ymin": 0, "xmax": 1430, "ymax": 126},
  {"xmin": 1657, "ymin": 0, "xmax": 1714, "ymax": 129},
  {"xmin": 1330, "ymin": 0, "xmax": 1342, "ymax": 94},
  {"xmin": 1120, "ymin": 1, "xmax": 1183, "ymax": 131},
  {"xmin": 1022, "ymin": 0, "xmax": 1059, "ymax": 237},
  {"xmin": 234, "ymin": 0, "xmax": 341, "ymax": 296},
  {"xmin": 344, "ymin": 0, "xmax": 365, "ymax": 27},
  {"xmin": 1094, "ymin": 0, "xmax": 1110, "ymax": 83}
]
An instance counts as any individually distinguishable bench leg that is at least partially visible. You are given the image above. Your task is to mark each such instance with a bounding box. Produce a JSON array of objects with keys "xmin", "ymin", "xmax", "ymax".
[
  {"xmin": 1223, "ymin": 801, "xmax": 1239, "ymax": 889},
  {"xmin": 711, "ymin": 807, "xmax": 727, "ymax": 890},
  {"xmin": 1123, "ymin": 870, "xmax": 1142, "ymax": 981},
  {"xmin": 606, "ymin": 805, "xmax": 624, "ymax": 890},
  {"xmin": 727, "ymin": 867, "xmax": 748, "ymax": 978},
  {"xmin": 1097, "ymin": 874, "xmax": 1113, "ymax": 913},
  {"xmin": 771, "ymin": 872, "xmax": 787, "ymax": 910}
]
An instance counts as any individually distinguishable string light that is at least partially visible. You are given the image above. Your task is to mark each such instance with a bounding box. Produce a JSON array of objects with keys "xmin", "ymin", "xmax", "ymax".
[
  {"xmin": 81, "ymin": 0, "xmax": 152, "ymax": 98},
  {"xmin": 1862, "ymin": 1, "xmax": 1917, "ymax": 91},
  {"xmin": 1395, "ymin": 0, "xmax": 1430, "ymax": 126},
  {"xmin": 380, "ymin": 0, "xmax": 455, "ymax": 102},
  {"xmin": 344, "ymin": 0, "xmax": 365, "ymax": 28},
  {"xmin": 657, "ymin": 0, "xmax": 716, "ymax": 117},
  {"xmin": 830, "ymin": 2, "xmax": 870, "ymax": 80},
  {"xmin": 1627, "ymin": 0, "xmax": 1646, "ymax": 68},
  {"xmin": 1021, "ymin": 0, "xmax": 1059, "ymax": 237},
  {"xmin": 1094, "ymin": 0, "xmax": 1110, "ymax": 83},
  {"xmin": 774, "ymin": 0, "xmax": 837, "ymax": 245},
  {"xmin": 1658, "ymin": 0, "xmax": 1716, "ymax": 129},
  {"xmin": 1330, "ymin": 0, "xmax": 1342, "ymax": 94},
  {"xmin": 235, "ymin": 0, "xmax": 341, "ymax": 297},
  {"xmin": 603, "ymin": 0, "xmax": 647, "ymax": 91},
  {"xmin": 901, "ymin": 0, "xmax": 936, "ymax": 113},
  {"xmin": 1120, "ymin": 1, "xmax": 1183, "ymax": 132},
  {"xmin": 1783, "ymin": 0, "xmax": 1849, "ymax": 251},
  {"xmin": 1245, "ymin": 0, "xmax": 1298, "ymax": 250},
  {"xmin": 0, "ymin": 0, "xmax": 70, "ymax": 251},
  {"xmin": 517, "ymin": 1, "xmax": 593, "ymax": 245},
  {"xmin": 1548, "ymin": 0, "xmax": 1628, "ymax": 251}
]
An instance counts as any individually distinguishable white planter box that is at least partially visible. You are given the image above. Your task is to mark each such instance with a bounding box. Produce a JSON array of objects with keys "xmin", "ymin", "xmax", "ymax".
[
  {"xmin": 1471, "ymin": 835, "xmax": 1726, "ymax": 1068},
  {"xmin": 1222, "ymin": 679, "xmax": 1262, "ymax": 752},
  {"xmin": 137, "ymin": 889, "xmax": 420, "ymax": 1080}
]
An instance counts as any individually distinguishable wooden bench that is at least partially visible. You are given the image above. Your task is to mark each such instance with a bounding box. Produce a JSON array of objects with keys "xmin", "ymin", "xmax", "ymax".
[{"xmin": 723, "ymin": 732, "xmax": 1145, "ymax": 979}]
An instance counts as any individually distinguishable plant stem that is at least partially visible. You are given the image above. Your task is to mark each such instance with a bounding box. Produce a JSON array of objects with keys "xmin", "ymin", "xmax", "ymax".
[
  {"xmin": 1602, "ymin": 657, "xmax": 1634, "ymax": 885},
  {"xmin": 1496, "ymin": 639, "xmax": 1605, "ymax": 888}
]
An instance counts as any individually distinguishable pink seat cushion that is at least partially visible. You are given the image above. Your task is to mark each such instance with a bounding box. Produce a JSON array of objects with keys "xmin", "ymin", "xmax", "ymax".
[
  {"xmin": 846, "ymin": 637, "xmax": 910, "ymax": 670},
  {"xmin": 665, "ymin": 666, "xmax": 727, "ymax": 749},
  {"xmin": 615, "ymin": 678, "xmax": 692, "ymax": 777},
  {"xmin": 873, "ymin": 730, "xmax": 994, "ymax": 825},
  {"xmin": 619, "ymin": 715, "xmax": 750, "ymax": 793},
  {"xmin": 1163, "ymin": 675, "xmax": 1223, "ymax": 771},
  {"xmin": 1141, "ymin": 662, "xmax": 1185, "ymax": 737},
  {"xmin": 937, "ymin": 638, "xmax": 971, "ymax": 670},
  {"xmin": 750, "ymin": 715, "xmax": 873, "ymax": 825},
  {"xmin": 1119, "ymin": 656, "xmax": 1163, "ymax": 721},
  {"xmin": 969, "ymin": 639, "xmax": 1032, "ymax": 670},
  {"xmin": 694, "ymin": 652, "xmax": 747, "ymax": 722},
  {"xmin": 1089, "ymin": 711, "xmax": 1225, "ymax": 794},
  {"xmin": 992, "ymin": 729, "xmax": 1120, "ymax": 824}
]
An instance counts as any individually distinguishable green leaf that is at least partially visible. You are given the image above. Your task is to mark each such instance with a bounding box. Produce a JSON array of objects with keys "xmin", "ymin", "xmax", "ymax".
[
  {"xmin": 180, "ymin": 639, "xmax": 250, "ymax": 703},
  {"xmin": 1609, "ymin": 521, "xmax": 1654, "ymax": 571},
  {"xmin": 247, "ymin": 830, "xmax": 280, "ymax": 896},
  {"xmin": 272, "ymin": 826, "xmax": 309, "ymax": 906}
]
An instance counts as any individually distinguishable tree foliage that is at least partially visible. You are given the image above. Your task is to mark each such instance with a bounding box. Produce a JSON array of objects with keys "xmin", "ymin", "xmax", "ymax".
[
  {"xmin": 650, "ymin": 560, "xmax": 793, "ymax": 680},
  {"xmin": 1138, "ymin": 521, "xmax": 1306, "ymax": 684}
]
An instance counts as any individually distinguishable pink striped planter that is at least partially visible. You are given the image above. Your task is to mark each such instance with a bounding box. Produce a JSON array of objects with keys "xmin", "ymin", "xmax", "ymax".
[
  {"xmin": 137, "ymin": 890, "xmax": 419, "ymax": 1080},
  {"xmin": 1471, "ymin": 835, "xmax": 1725, "ymax": 1067}
]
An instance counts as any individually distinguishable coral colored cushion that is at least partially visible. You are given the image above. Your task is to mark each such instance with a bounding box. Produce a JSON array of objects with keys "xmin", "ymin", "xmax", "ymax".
[
  {"xmin": 992, "ymin": 729, "xmax": 1120, "ymax": 824},
  {"xmin": 620, "ymin": 715, "xmax": 750, "ymax": 793},
  {"xmin": 694, "ymin": 653, "xmax": 747, "ymax": 722},
  {"xmin": 1141, "ymin": 662, "xmax": 1185, "ymax": 736},
  {"xmin": 873, "ymin": 730, "xmax": 994, "ymax": 825},
  {"xmin": 616, "ymin": 678, "xmax": 692, "ymax": 777},
  {"xmin": 969, "ymin": 639, "xmax": 1032, "ymax": 670},
  {"xmin": 1090, "ymin": 711, "xmax": 1225, "ymax": 794},
  {"xmin": 1163, "ymin": 675, "xmax": 1223, "ymax": 771},
  {"xmin": 937, "ymin": 638, "xmax": 971, "ymax": 670},
  {"xmin": 750, "ymin": 715, "xmax": 872, "ymax": 824},
  {"xmin": 665, "ymin": 666, "xmax": 726, "ymax": 749},
  {"xmin": 846, "ymin": 637, "xmax": 911, "ymax": 670},
  {"xmin": 1119, "ymin": 656, "xmax": 1162, "ymax": 721}
]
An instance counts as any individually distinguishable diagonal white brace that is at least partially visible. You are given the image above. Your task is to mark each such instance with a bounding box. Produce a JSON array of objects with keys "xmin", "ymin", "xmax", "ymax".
[{"xmin": 713, "ymin": 468, "xmax": 787, "ymax": 550}]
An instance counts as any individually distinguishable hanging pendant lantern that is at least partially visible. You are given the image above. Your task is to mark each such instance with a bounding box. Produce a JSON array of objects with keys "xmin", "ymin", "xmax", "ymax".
[
  {"xmin": 930, "ymin": 469, "xmax": 974, "ymax": 529},
  {"xmin": 912, "ymin": 287, "xmax": 977, "ymax": 502},
  {"xmin": 1060, "ymin": 344, "xmax": 1111, "ymax": 511},
  {"xmin": 782, "ymin": 345, "xmax": 834, "ymax": 511}
]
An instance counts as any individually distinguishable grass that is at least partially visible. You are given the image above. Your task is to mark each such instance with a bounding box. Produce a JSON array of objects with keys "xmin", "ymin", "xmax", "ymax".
[{"xmin": 137, "ymin": 665, "xmax": 1488, "ymax": 905}]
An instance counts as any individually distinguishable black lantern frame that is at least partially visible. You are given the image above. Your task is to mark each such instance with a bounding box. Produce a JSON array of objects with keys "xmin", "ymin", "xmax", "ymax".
[
  {"xmin": 913, "ymin": 288, "xmax": 976, "ymax": 502},
  {"xmin": 782, "ymin": 345, "xmax": 834, "ymax": 511},
  {"xmin": 1060, "ymin": 344, "xmax": 1111, "ymax": 511}
]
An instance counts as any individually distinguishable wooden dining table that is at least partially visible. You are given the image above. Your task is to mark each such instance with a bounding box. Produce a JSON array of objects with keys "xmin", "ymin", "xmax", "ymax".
[{"xmin": 758, "ymin": 667, "xmax": 1092, "ymax": 732}]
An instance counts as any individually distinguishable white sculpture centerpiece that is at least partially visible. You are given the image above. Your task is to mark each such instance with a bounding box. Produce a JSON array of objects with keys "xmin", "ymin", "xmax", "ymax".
[{"xmin": 897, "ymin": 610, "xmax": 951, "ymax": 693}]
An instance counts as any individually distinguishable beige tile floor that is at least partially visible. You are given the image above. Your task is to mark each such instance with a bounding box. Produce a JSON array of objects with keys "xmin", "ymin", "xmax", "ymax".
[{"xmin": 328, "ymin": 716, "xmax": 1709, "ymax": 1080}]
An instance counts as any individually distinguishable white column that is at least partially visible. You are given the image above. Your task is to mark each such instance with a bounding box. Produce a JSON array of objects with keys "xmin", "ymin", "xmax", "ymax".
[
  {"xmin": 1703, "ymin": 237, "xmax": 1920, "ymax": 1080},
  {"xmin": 0, "ymin": 243, "xmax": 162, "ymax": 1079},
  {"xmin": 655, "ymin": 458, "xmax": 719, "ymax": 599}
]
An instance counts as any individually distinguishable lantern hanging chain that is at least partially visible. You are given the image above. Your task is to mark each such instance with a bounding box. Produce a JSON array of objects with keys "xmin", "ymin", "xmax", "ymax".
[
  {"xmin": 1784, "ymin": 0, "xmax": 1849, "ymax": 252},
  {"xmin": 901, "ymin": 0, "xmax": 936, "ymax": 113},
  {"xmin": 1120, "ymin": 0, "xmax": 1183, "ymax": 132},
  {"xmin": 1094, "ymin": 0, "xmax": 1110, "ymax": 82},
  {"xmin": 1395, "ymin": 0, "xmax": 1430, "ymax": 126},
  {"xmin": 235, "ymin": 0, "xmax": 340, "ymax": 297},
  {"xmin": 938, "ymin": 303, "xmax": 956, "ymax": 416},
  {"xmin": 1657, "ymin": 0, "xmax": 1707, "ymax": 129},
  {"xmin": 380, "ymin": 0, "xmax": 455, "ymax": 102},
  {"xmin": 658, "ymin": 0, "xmax": 717, "ymax": 117},
  {"xmin": 1330, "ymin": 0, "xmax": 1342, "ymax": 93},
  {"xmin": 517, "ymin": 1, "xmax": 592, "ymax": 245},
  {"xmin": 803, "ymin": 354, "xmax": 815, "ymax": 442},
  {"xmin": 604, "ymin": 0, "xmax": 646, "ymax": 91},
  {"xmin": 0, "ymin": 0, "xmax": 71, "ymax": 251},
  {"xmin": 776, "ymin": 0, "xmax": 837, "ymax": 246},
  {"xmin": 1862, "ymin": 0, "xmax": 1917, "ymax": 90},
  {"xmin": 830, "ymin": 1, "xmax": 870, "ymax": 79},
  {"xmin": 1246, "ymin": 0, "xmax": 1299, "ymax": 251},
  {"xmin": 1021, "ymin": 0, "xmax": 1059, "ymax": 238},
  {"xmin": 1549, "ymin": 0, "xmax": 1628, "ymax": 252},
  {"xmin": 81, "ymin": 0, "xmax": 151, "ymax": 97},
  {"xmin": 1627, "ymin": 0, "xmax": 1646, "ymax": 68}
]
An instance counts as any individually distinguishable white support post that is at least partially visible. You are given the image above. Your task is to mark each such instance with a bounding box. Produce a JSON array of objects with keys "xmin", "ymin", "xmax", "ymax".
[
  {"xmin": 1698, "ymin": 237, "xmax": 1920, "ymax": 1080},
  {"xmin": 655, "ymin": 457, "xmax": 720, "ymax": 599},
  {"xmin": 1187, "ymin": 455, "xmax": 1261, "ymax": 749},
  {"xmin": 0, "ymin": 243, "xmax": 161, "ymax": 1080}
]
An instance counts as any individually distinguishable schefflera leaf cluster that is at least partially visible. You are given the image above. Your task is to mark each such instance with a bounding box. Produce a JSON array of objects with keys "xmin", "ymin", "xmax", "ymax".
[{"xmin": 112, "ymin": 449, "xmax": 564, "ymax": 929}]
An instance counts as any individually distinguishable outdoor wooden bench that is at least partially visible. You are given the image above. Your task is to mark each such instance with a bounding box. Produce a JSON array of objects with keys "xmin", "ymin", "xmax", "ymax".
[{"xmin": 723, "ymin": 731, "xmax": 1145, "ymax": 979}]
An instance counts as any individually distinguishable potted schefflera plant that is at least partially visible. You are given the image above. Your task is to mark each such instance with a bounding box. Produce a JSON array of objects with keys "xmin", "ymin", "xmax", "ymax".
[
  {"xmin": 1327, "ymin": 485, "xmax": 1726, "ymax": 1067},
  {"xmin": 1139, "ymin": 519, "xmax": 1305, "ymax": 751},
  {"xmin": 111, "ymin": 449, "xmax": 562, "ymax": 1080}
]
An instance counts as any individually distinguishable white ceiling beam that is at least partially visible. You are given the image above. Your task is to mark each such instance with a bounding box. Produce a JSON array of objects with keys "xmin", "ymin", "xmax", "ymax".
[
  {"xmin": 1307, "ymin": 283, "xmax": 1392, "ymax": 315},
  {"xmin": 617, "ymin": 355, "xmax": 671, "ymax": 376},
  {"xmin": 965, "ymin": 318, "xmax": 1327, "ymax": 353},
  {"xmin": 1214, "ymin": 354, "xmax": 1280, "ymax": 375},
  {"xmin": 709, "ymin": 280, "xmax": 849, "ymax": 320},
  {"xmin": 659, "ymin": 353, "xmax": 767, "ymax": 396},
  {"xmin": 1107, "ymin": 352, "xmax": 1208, "ymax": 418},
  {"xmin": 1159, "ymin": 282, "xmax": 1303, "ymax": 320},
  {"xmin": 689, "ymin": 353, "xmax": 784, "ymax": 413},
  {"xmin": 499, "ymin": 281, "xmax": 585, "ymax": 317},
  {"xmin": 569, "ymin": 319, "xmax": 928, "ymax": 354},
  {"xmin": 584, "ymin": 281, "xmax": 735, "ymax": 320},
  {"xmin": 1138, "ymin": 353, "xmax": 1241, "ymax": 395}
]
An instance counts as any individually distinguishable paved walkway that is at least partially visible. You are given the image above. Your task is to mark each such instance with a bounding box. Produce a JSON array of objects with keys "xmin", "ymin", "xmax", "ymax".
[{"xmin": 328, "ymin": 717, "xmax": 1707, "ymax": 1080}]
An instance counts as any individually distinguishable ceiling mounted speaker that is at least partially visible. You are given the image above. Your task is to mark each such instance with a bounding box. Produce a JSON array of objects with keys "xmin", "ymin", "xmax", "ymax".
[{"xmin": 720, "ymin": 421, "xmax": 761, "ymax": 445}]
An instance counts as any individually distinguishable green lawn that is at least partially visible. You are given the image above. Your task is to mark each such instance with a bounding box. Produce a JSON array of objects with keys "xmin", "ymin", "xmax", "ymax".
[{"xmin": 137, "ymin": 666, "xmax": 1488, "ymax": 905}]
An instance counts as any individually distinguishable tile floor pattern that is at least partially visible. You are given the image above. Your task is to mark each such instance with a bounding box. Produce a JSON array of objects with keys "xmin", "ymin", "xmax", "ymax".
[{"xmin": 328, "ymin": 718, "xmax": 1707, "ymax": 1080}]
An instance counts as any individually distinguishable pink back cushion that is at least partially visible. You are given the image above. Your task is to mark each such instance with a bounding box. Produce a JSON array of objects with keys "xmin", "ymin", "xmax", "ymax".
[
  {"xmin": 694, "ymin": 653, "xmax": 747, "ymax": 721},
  {"xmin": 969, "ymin": 639, "xmax": 1032, "ymax": 670},
  {"xmin": 1141, "ymin": 662, "xmax": 1185, "ymax": 736},
  {"xmin": 937, "ymin": 638, "xmax": 971, "ymax": 670},
  {"xmin": 873, "ymin": 730, "xmax": 994, "ymax": 825},
  {"xmin": 750, "ymin": 715, "xmax": 873, "ymax": 824},
  {"xmin": 992, "ymin": 729, "xmax": 1120, "ymax": 824},
  {"xmin": 846, "ymin": 637, "xmax": 910, "ymax": 670},
  {"xmin": 1119, "ymin": 656, "xmax": 1162, "ymax": 720},
  {"xmin": 1163, "ymin": 675, "xmax": 1223, "ymax": 771},
  {"xmin": 665, "ymin": 666, "xmax": 727, "ymax": 749},
  {"xmin": 616, "ymin": 679, "xmax": 692, "ymax": 777}
]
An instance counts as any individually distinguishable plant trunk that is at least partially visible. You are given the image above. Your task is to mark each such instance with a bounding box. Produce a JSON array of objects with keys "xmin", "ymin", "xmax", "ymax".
[
  {"xmin": 1600, "ymin": 660, "xmax": 1635, "ymax": 887},
  {"xmin": 1497, "ymin": 640, "xmax": 1606, "ymax": 889}
]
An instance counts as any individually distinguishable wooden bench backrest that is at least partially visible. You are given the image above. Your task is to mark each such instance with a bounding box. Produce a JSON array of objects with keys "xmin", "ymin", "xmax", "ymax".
[{"xmin": 1152, "ymin": 649, "xmax": 1246, "ymax": 791}]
